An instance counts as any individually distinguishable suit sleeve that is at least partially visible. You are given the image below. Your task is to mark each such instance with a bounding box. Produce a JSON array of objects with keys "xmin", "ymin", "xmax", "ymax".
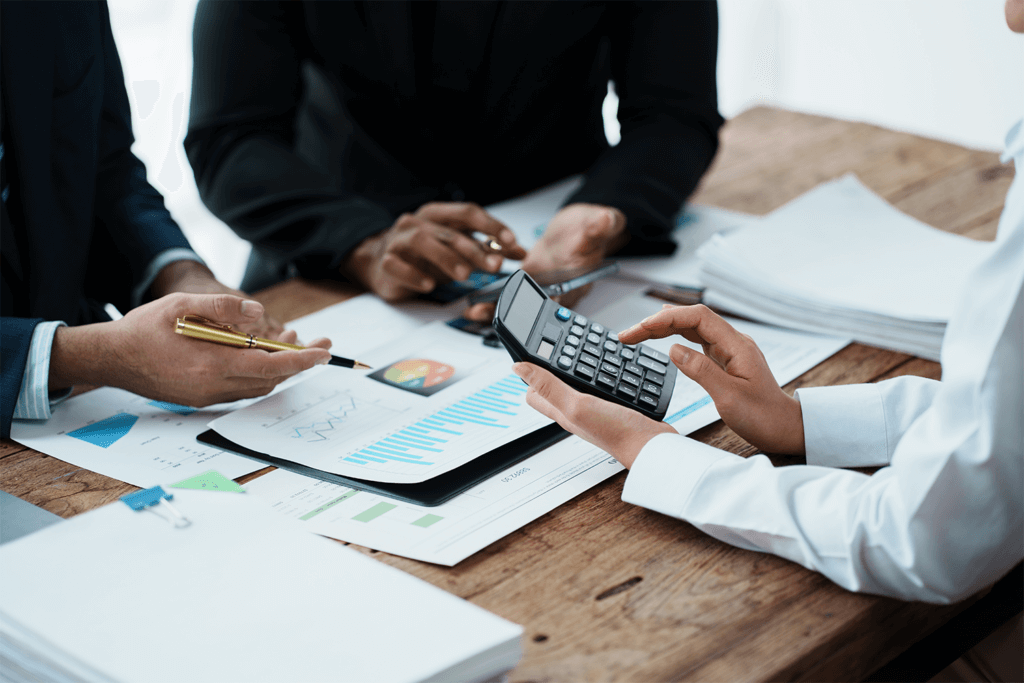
[
  {"xmin": 184, "ymin": 0, "xmax": 394, "ymax": 285},
  {"xmin": 88, "ymin": 2, "xmax": 192, "ymax": 313},
  {"xmin": 568, "ymin": 1, "xmax": 723, "ymax": 255},
  {"xmin": 1, "ymin": 317, "xmax": 41, "ymax": 438}
]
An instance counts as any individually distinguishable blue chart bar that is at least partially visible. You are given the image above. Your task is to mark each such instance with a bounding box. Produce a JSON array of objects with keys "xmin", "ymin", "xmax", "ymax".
[{"xmin": 345, "ymin": 375, "xmax": 527, "ymax": 468}]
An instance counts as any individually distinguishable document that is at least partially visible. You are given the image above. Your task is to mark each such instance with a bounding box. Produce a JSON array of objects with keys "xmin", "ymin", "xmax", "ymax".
[
  {"xmin": 10, "ymin": 390, "xmax": 264, "ymax": 488},
  {"xmin": 0, "ymin": 489, "xmax": 523, "ymax": 683},
  {"xmin": 243, "ymin": 294, "xmax": 849, "ymax": 565},
  {"xmin": 209, "ymin": 322, "xmax": 553, "ymax": 484}
]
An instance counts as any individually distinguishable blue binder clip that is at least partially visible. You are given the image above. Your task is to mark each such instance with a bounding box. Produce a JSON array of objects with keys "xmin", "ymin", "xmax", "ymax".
[{"xmin": 121, "ymin": 486, "xmax": 191, "ymax": 528}]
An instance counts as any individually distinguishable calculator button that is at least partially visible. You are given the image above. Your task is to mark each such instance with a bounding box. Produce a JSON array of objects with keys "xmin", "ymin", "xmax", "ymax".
[
  {"xmin": 575, "ymin": 363, "xmax": 595, "ymax": 381},
  {"xmin": 556, "ymin": 355, "xmax": 572, "ymax": 369},
  {"xmin": 574, "ymin": 314, "xmax": 588, "ymax": 327},
  {"xmin": 637, "ymin": 356, "xmax": 667, "ymax": 375},
  {"xmin": 603, "ymin": 354, "xmax": 622, "ymax": 367},
  {"xmin": 555, "ymin": 307, "xmax": 572, "ymax": 321},
  {"xmin": 600, "ymin": 362, "xmax": 620, "ymax": 376},
  {"xmin": 561, "ymin": 344, "xmax": 577, "ymax": 357},
  {"xmin": 641, "ymin": 382, "xmax": 661, "ymax": 397},
  {"xmin": 644, "ymin": 373, "xmax": 664, "ymax": 387},
  {"xmin": 615, "ymin": 384, "xmax": 637, "ymax": 400},
  {"xmin": 625, "ymin": 362, "xmax": 644, "ymax": 377},
  {"xmin": 620, "ymin": 348, "xmax": 635, "ymax": 361},
  {"xmin": 603, "ymin": 340, "xmax": 618, "ymax": 354},
  {"xmin": 565, "ymin": 335, "xmax": 580, "ymax": 347},
  {"xmin": 583, "ymin": 343, "xmax": 602, "ymax": 357},
  {"xmin": 586, "ymin": 332, "xmax": 602, "ymax": 345},
  {"xmin": 541, "ymin": 323, "xmax": 562, "ymax": 344},
  {"xmin": 639, "ymin": 346, "xmax": 671, "ymax": 365},
  {"xmin": 620, "ymin": 372, "xmax": 641, "ymax": 388},
  {"xmin": 570, "ymin": 325, "xmax": 584, "ymax": 337},
  {"xmin": 590, "ymin": 323, "xmax": 605, "ymax": 335},
  {"xmin": 596, "ymin": 373, "xmax": 616, "ymax": 389},
  {"xmin": 608, "ymin": 332, "xmax": 619, "ymax": 342},
  {"xmin": 638, "ymin": 393, "xmax": 659, "ymax": 409},
  {"xmin": 580, "ymin": 353, "xmax": 600, "ymax": 368}
]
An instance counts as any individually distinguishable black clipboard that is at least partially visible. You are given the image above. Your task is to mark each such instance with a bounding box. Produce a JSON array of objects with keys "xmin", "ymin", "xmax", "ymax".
[{"xmin": 198, "ymin": 424, "xmax": 568, "ymax": 507}]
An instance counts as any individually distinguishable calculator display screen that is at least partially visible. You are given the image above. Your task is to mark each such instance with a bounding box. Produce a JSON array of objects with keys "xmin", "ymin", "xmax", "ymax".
[{"xmin": 505, "ymin": 280, "xmax": 544, "ymax": 344}]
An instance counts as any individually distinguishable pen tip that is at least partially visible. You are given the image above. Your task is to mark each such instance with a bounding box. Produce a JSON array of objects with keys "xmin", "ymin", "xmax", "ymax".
[{"xmin": 355, "ymin": 361, "xmax": 372, "ymax": 370}]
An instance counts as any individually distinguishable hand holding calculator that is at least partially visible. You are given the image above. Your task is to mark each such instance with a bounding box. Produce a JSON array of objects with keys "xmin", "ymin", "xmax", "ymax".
[{"xmin": 492, "ymin": 271, "xmax": 677, "ymax": 420}]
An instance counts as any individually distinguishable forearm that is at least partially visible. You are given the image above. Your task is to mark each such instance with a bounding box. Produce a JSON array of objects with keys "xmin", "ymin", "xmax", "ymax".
[{"xmin": 48, "ymin": 323, "xmax": 122, "ymax": 392}]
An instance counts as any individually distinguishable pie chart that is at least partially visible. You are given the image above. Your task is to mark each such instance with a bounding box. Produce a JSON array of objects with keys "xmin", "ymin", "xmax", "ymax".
[{"xmin": 383, "ymin": 359, "xmax": 455, "ymax": 389}]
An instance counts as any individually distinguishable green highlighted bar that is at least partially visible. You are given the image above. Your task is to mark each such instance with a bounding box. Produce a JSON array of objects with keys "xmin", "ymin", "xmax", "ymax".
[
  {"xmin": 352, "ymin": 502, "xmax": 397, "ymax": 523},
  {"xmin": 412, "ymin": 514, "xmax": 443, "ymax": 528},
  {"xmin": 299, "ymin": 491, "xmax": 358, "ymax": 521}
]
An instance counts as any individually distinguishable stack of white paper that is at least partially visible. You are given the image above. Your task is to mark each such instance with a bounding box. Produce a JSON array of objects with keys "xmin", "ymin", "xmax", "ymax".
[
  {"xmin": 0, "ymin": 489, "xmax": 522, "ymax": 683},
  {"xmin": 697, "ymin": 175, "xmax": 993, "ymax": 360}
]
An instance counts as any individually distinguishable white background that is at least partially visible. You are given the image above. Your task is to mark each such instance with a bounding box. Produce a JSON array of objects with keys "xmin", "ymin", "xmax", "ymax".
[{"xmin": 107, "ymin": 0, "xmax": 1024, "ymax": 289}]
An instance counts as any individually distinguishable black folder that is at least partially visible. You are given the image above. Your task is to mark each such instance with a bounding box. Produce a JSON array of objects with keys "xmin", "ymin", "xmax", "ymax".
[{"xmin": 198, "ymin": 424, "xmax": 568, "ymax": 507}]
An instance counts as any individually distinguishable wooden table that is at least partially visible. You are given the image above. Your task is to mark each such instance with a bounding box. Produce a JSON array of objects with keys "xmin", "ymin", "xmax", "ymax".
[{"xmin": 1, "ymin": 107, "xmax": 1016, "ymax": 682}]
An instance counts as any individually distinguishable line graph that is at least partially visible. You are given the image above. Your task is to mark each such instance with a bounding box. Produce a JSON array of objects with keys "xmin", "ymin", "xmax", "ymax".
[{"xmin": 262, "ymin": 390, "xmax": 404, "ymax": 445}]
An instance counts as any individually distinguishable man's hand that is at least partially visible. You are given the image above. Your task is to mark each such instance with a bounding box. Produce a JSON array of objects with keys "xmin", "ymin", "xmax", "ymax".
[
  {"xmin": 619, "ymin": 305, "xmax": 806, "ymax": 455},
  {"xmin": 150, "ymin": 260, "xmax": 292, "ymax": 342},
  {"xmin": 512, "ymin": 362, "xmax": 675, "ymax": 468},
  {"xmin": 342, "ymin": 202, "xmax": 526, "ymax": 302},
  {"xmin": 463, "ymin": 203, "xmax": 627, "ymax": 322},
  {"xmin": 49, "ymin": 294, "xmax": 332, "ymax": 407}
]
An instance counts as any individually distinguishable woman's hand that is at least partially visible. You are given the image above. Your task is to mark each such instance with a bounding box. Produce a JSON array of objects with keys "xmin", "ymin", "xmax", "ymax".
[
  {"xmin": 619, "ymin": 305, "xmax": 805, "ymax": 455},
  {"xmin": 512, "ymin": 362, "xmax": 675, "ymax": 468}
]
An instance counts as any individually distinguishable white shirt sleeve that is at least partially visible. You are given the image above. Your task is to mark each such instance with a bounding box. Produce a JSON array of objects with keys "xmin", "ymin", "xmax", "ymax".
[{"xmin": 623, "ymin": 120, "xmax": 1024, "ymax": 604}]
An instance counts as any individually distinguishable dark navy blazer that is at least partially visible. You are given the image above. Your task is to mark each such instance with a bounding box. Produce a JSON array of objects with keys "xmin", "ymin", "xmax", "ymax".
[{"xmin": 0, "ymin": 1, "xmax": 191, "ymax": 438}]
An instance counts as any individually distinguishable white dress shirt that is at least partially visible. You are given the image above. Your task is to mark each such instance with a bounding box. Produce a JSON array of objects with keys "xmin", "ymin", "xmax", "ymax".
[{"xmin": 622, "ymin": 121, "xmax": 1024, "ymax": 604}]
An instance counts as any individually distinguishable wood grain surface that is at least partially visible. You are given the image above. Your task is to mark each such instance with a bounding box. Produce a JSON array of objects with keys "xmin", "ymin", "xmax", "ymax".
[{"xmin": 1, "ymin": 107, "xmax": 1014, "ymax": 682}]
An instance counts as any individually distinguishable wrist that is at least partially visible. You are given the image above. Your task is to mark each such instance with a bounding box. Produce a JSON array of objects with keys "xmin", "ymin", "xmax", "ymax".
[
  {"xmin": 340, "ymin": 233, "xmax": 383, "ymax": 290},
  {"xmin": 149, "ymin": 260, "xmax": 217, "ymax": 299},
  {"xmin": 48, "ymin": 323, "xmax": 122, "ymax": 391}
]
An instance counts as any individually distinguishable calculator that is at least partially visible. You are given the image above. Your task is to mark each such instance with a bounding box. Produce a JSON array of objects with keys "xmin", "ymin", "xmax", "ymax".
[{"xmin": 493, "ymin": 270, "xmax": 676, "ymax": 420}]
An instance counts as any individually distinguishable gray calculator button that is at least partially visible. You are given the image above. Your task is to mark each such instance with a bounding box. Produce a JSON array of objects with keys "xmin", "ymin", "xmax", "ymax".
[
  {"xmin": 570, "ymin": 325, "xmax": 585, "ymax": 337},
  {"xmin": 644, "ymin": 373, "xmax": 664, "ymax": 387},
  {"xmin": 565, "ymin": 335, "xmax": 580, "ymax": 347},
  {"xmin": 620, "ymin": 372, "xmax": 641, "ymax": 388},
  {"xmin": 625, "ymin": 362, "xmax": 644, "ymax": 377},
  {"xmin": 620, "ymin": 348, "xmax": 635, "ymax": 361},
  {"xmin": 608, "ymin": 332, "xmax": 619, "ymax": 342},
  {"xmin": 603, "ymin": 340, "xmax": 618, "ymax": 354},
  {"xmin": 542, "ymin": 323, "xmax": 562, "ymax": 344},
  {"xmin": 590, "ymin": 323, "xmax": 605, "ymax": 335},
  {"xmin": 574, "ymin": 314, "xmax": 588, "ymax": 327},
  {"xmin": 575, "ymin": 363, "xmax": 595, "ymax": 381},
  {"xmin": 603, "ymin": 354, "xmax": 622, "ymax": 367},
  {"xmin": 639, "ymin": 393, "xmax": 659, "ymax": 409},
  {"xmin": 637, "ymin": 356, "xmax": 667, "ymax": 375},
  {"xmin": 599, "ymin": 362, "xmax": 619, "ymax": 376},
  {"xmin": 562, "ymin": 344, "xmax": 577, "ymax": 357},
  {"xmin": 596, "ymin": 373, "xmax": 615, "ymax": 389},
  {"xmin": 583, "ymin": 343, "xmax": 602, "ymax": 357},
  {"xmin": 639, "ymin": 346, "xmax": 670, "ymax": 365},
  {"xmin": 556, "ymin": 355, "xmax": 573, "ymax": 369},
  {"xmin": 615, "ymin": 384, "xmax": 637, "ymax": 400},
  {"xmin": 586, "ymin": 332, "xmax": 601, "ymax": 345},
  {"xmin": 580, "ymin": 353, "xmax": 600, "ymax": 368},
  {"xmin": 642, "ymin": 382, "xmax": 661, "ymax": 397}
]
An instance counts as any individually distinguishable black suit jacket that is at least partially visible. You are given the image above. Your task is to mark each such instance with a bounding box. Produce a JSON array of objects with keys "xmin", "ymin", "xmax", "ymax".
[
  {"xmin": 186, "ymin": 1, "xmax": 723, "ymax": 291},
  {"xmin": 0, "ymin": 1, "xmax": 192, "ymax": 437}
]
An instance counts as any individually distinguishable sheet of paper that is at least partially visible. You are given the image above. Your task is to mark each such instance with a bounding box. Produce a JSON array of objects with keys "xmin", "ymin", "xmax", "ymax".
[
  {"xmin": 0, "ymin": 489, "xmax": 523, "ymax": 683},
  {"xmin": 10, "ymin": 390, "xmax": 264, "ymax": 488},
  {"xmin": 210, "ymin": 322, "xmax": 552, "ymax": 484},
  {"xmin": 244, "ymin": 436, "xmax": 623, "ymax": 566}
]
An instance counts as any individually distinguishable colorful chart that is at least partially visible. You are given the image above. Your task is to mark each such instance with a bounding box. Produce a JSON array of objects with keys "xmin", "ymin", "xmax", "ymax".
[
  {"xmin": 148, "ymin": 400, "xmax": 196, "ymax": 416},
  {"xmin": 370, "ymin": 358, "xmax": 461, "ymax": 396},
  {"xmin": 67, "ymin": 413, "xmax": 138, "ymax": 448}
]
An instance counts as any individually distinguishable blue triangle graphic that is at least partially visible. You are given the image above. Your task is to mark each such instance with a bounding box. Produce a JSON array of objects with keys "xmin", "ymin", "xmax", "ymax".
[
  {"xmin": 148, "ymin": 400, "xmax": 196, "ymax": 415},
  {"xmin": 68, "ymin": 413, "xmax": 139, "ymax": 448}
]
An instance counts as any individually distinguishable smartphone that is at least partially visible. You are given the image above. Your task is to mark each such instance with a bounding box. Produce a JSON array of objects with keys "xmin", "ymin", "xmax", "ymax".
[
  {"xmin": 467, "ymin": 261, "xmax": 620, "ymax": 305},
  {"xmin": 492, "ymin": 270, "xmax": 676, "ymax": 420}
]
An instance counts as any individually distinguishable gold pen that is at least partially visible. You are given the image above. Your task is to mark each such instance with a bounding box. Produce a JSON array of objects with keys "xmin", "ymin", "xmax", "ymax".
[{"xmin": 174, "ymin": 315, "xmax": 371, "ymax": 369}]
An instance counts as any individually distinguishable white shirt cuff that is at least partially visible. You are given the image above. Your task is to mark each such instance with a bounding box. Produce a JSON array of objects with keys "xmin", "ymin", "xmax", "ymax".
[
  {"xmin": 131, "ymin": 248, "xmax": 206, "ymax": 308},
  {"xmin": 12, "ymin": 321, "xmax": 71, "ymax": 421},
  {"xmin": 796, "ymin": 384, "xmax": 889, "ymax": 468},
  {"xmin": 621, "ymin": 432, "xmax": 734, "ymax": 518}
]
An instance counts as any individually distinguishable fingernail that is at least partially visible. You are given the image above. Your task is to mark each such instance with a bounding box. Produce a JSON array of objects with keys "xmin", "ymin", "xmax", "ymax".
[
  {"xmin": 673, "ymin": 345, "xmax": 689, "ymax": 361},
  {"xmin": 456, "ymin": 266, "xmax": 470, "ymax": 280},
  {"xmin": 421, "ymin": 278, "xmax": 434, "ymax": 290},
  {"xmin": 241, "ymin": 300, "xmax": 262, "ymax": 317},
  {"xmin": 512, "ymin": 362, "xmax": 530, "ymax": 381},
  {"xmin": 317, "ymin": 355, "xmax": 331, "ymax": 365},
  {"xmin": 487, "ymin": 255, "xmax": 501, "ymax": 270},
  {"xmin": 501, "ymin": 230, "xmax": 515, "ymax": 244}
]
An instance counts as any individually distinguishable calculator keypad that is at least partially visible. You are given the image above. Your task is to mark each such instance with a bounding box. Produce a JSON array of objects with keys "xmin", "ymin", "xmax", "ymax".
[{"xmin": 537, "ymin": 304, "xmax": 673, "ymax": 414}]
